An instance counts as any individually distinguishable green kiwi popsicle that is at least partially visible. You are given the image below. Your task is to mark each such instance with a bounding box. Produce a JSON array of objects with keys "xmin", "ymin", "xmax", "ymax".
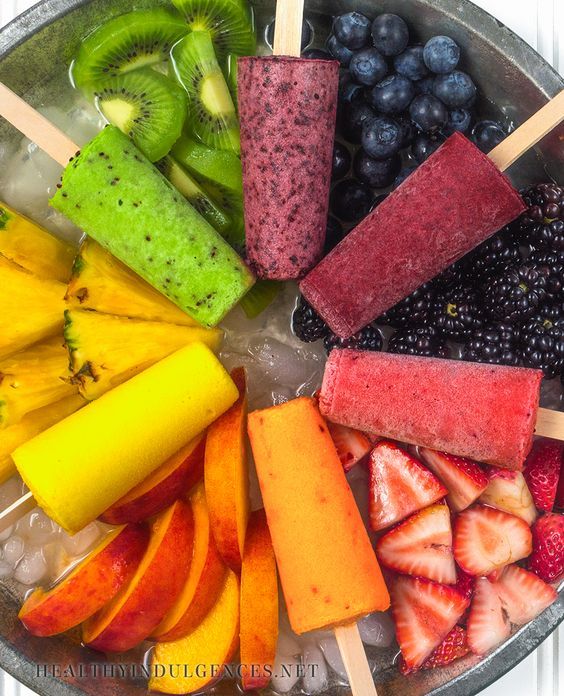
[{"xmin": 51, "ymin": 126, "xmax": 254, "ymax": 327}]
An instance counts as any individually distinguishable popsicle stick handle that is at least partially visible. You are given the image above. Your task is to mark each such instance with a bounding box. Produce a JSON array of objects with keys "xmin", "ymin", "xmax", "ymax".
[
  {"xmin": 489, "ymin": 90, "xmax": 564, "ymax": 171},
  {"xmin": 273, "ymin": 0, "xmax": 305, "ymax": 57},
  {"xmin": 0, "ymin": 82, "xmax": 78, "ymax": 167},
  {"xmin": 0, "ymin": 492, "xmax": 36, "ymax": 533},
  {"xmin": 535, "ymin": 407, "xmax": 564, "ymax": 441},
  {"xmin": 334, "ymin": 623, "xmax": 378, "ymax": 696}
]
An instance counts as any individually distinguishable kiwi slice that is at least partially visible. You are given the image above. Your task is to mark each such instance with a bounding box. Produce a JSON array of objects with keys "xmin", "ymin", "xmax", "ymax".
[
  {"xmin": 171, "ymin": 0, "xmax": 255, "ymax": 63},
  {"xmin": 225, "ymin": 53, "xmax": 238, "ymax": 105},
  {"xmin": 72, "ymin": 8, "xmax": 188, "ymax": 89},
  {"xmin": 171, "ymin": 32, "xmax": 240, "ymax": 155},
  {"xmin": 240, "ymin": 280, "xmax": 280, "ymax": 318},
  {"xmin": 95, "ymin": 69, "xmax": 187, "ymax": 162},
  {"xmin": 171, "ymin": 135, "xmax": 244, "ymax": 248},
  {"xmin": 157, "ymin": 156, "xmax": 232, "ymax": 235}
]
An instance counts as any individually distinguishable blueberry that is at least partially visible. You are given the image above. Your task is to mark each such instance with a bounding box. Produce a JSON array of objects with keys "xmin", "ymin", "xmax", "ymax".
[
  {"xmin": 302, "ymin": 48, "xmax": 331, "ymax": 60},
  {"xmin": 339, "ymin": 73, "xmax": 364, "ymax": 104},
  {"xmin": 366, "ymin": 74, "xmax": 415, "ymax": 114},
  {"xmin": 361, "ymin": 116, "xmax": 403, "ymax": 160},
  {"xmin": 409, "ymin": 93, "xmax": 448, "ymax": 132},
  {"xmin": 325, "ymin": 216, "xmax": 344, "ymax": 252},
  {"xmin": 416, "ymin": 76, "xmax": 435, "ymax": 94},
  {"xmin": 332, "ymin": 141, "xmax": 352, "ymax": 180},
  {"xmin": 353, "ymin": 150, "xmax": 401, "ymax": 188},
  {"xmin": 333, "ymin": 12, "xmax": 372, "ymax": 50},
  {"xmin": 423, "ymin": 36, "xmax": 460, "ymax": 74},
  {"xmin": 472, "ymin": 119, "xmax": 507, "ymax": 152},
  {"xmin": 331, "ymin": 179, "xmax": 374, "ymax": 221},
  {"xmin": 371, "ymin": 14, "xmax": 409, "ymax": 57},
  {"xmin": 411, "ymin": 133, "xmax": 446, "ymax": 163},
  {"xmin": 342, "ymin": 100, "xmax": 376, "ymax": 143},
  {"xmin": 445, "ymin": 108, "xmax": 472, "ymax": 135},
  {"xmin": 326, "ymin": 35, "xmax": 354, "ymax": 66},
  {"xmin": 394, "ymin": 45, "xmax": 428, "ymax": 81},
  {"xmin": 349, "ymin": 48, "xmax": 388, "ymax": 87},
  {"xmin": 396, "ymin": 115, "xmax": 416, "ymax": 146},
  {"xmin": 393, "ymin": 166, "xmax": 417, "ymax": 188},
  {"xmin": 432, "ymin": 70, "xmax": 476, "ymax": 108}
]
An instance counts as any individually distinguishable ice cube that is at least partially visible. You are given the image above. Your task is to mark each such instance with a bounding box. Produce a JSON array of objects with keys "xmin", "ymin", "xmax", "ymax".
[
  {"xmin": 61, "ymin": 522, "xmax": 102, "ymax": 556},
  {"xmin": 14, "ymin": 547, "xmax": 47, "ymax": 585},
  {"xmin": 302, "ymin": 641, "xmax": 328, "ymax": 694},
  {"xmin": 3, "ymin": 535, "xmax": 25, "ymax": 566},
  {"xmin": 270, "ymin": 652, "xmax": 300, "ymax": 694},
  {"xmin": 358, "ymin": 612, "xmax": 396, "ymax": 648},
  {"xmin": 16, "ymin": 509, "xmax": 58, "ymax": 545},
  {"xmin": 318, "ymin": 636, "xmax": 348, "ymax": 682}
]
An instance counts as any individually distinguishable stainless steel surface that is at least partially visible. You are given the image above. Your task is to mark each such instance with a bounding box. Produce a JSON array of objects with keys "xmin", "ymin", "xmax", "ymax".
[{"xmin": 0, "ymin": 1, "xmax": 562, "ymax": 695}]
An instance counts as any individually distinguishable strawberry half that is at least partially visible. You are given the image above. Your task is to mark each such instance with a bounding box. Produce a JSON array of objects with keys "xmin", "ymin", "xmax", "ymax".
[
  {"xmin": 369, "ymin": 442, "xmax": 447, "ymax": 531},
  {"xmin": 494, "ymin": 564, "xmax": 557, "ymax": 625},
  {"xmin": 327, "ymin": 421, "xmax": 372, "ymax": 472},
  {"xmin": 556, "ymin": 465, "xmax": 564, "ymax": 511},
  {"xmin": 523, "ymin": 439, "xmax": 563, "ymax": 512},
  {"xmin": 390, "ymin": 575, "xmax": 470, "ymax": 671},
  {"xmin": 467, "ymin": 577, "xmax": 510, "ymax": 655},
  {"xmin": 399, "ymin": 625, "xmax": 469, "ymax": 674},
  {"xmin": 529, "ymin": 513, "xmax": 564, "ymax": 583},
  {"xmin": 479, "ymin": 468, "xmax": 537, "ymax": 526},
  {"xmin": 453, "ymin": 505, "xmax": 533, "ymax": 576},
  {"xmin": 420, "ymin": 448, "xmax": 488, "ymax": 512},
  {"xmin": 376, "ymin": 505, "xmax": 456, "ymax": 584}
]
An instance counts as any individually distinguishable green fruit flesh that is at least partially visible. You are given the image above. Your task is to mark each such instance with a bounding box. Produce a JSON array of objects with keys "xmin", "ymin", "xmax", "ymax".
[{"xmin": 240, "ymin": 280, "xmax": 280, "ymax": 319}]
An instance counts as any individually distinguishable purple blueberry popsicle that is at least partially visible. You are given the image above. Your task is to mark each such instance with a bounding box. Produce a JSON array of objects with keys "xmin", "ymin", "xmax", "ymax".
[{"xmin": 238, "ymin": 56, "xmax": 339, "ymax": 280}]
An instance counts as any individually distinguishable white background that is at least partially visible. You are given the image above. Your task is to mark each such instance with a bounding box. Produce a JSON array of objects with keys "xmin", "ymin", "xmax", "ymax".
[{"xmin": 0, "ymin": 0, "xmax": 562, "ymax": 695}]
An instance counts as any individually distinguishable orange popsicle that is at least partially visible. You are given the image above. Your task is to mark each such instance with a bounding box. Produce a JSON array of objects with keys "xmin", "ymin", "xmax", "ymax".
[{"xmin": 247, "ymin": 397, "xmax": 389, "ymax": 634}]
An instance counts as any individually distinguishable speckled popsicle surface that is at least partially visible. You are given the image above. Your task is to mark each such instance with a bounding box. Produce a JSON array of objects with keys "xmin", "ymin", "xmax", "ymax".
[
  {"xmin": 238, "ymin": 56, "xmax": 339, "ymax": 280},
  {"xmin": 320, "ymin": 349, "xmax": 542, "ymax": 470},
  {"xmin": 301, "ymin": 133, "xmax": 525, "ymax": 338}
]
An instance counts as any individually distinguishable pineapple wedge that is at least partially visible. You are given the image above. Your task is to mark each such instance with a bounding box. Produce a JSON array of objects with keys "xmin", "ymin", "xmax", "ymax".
[
  {"xmin": 0, "ymin": 202, "xmax": 75, "ymax": 282},
  {"xmin": 0, "ymin": 337, "xmax": 77, "ymax": 429},
  {"xmin": 64, "ymin": 309, "xmax": 223, "ymax": 400},
  {"xmin": 0, "ymin": 394, "xmax": 85, "ymax": 484},
  {"xmin": 66, "ymin": 239, "xmax": 198, "ymax": 326},
  {"xmin": 0, "ymin": 255, "xmax": 66, "ymax": 359}
]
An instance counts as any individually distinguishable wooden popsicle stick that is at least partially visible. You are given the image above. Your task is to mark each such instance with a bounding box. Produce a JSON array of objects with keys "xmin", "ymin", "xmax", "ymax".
[
  {"xmin": 535, "ymin": 407, "xmax": 564, "ymax": 440},
  {"xmin": 273, "ymin": 0, "xmax": 305, "ymax": 57},
  {"xmin": 489, "ymin": 90, "xmax": 564, "ymax": 171},
  {"xmin": 0, "ymin": 491, "xmax": 36, "ymax": 530},
  {"xmin": 0, "ymin": 82, "xmax": 77, "ymax": 167},
  {"xmin": 335, "ymin": 623, "xmax": 378, "ymax": 696}
]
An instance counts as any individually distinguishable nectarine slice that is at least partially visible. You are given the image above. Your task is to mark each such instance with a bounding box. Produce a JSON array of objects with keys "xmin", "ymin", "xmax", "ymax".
[
  {"xmin": 240, "ymin": 509, "xmax": 279, "ymax": 691},
  {"xmin": 100, "ymin": 434, "xmax": 205, "ymax": 524},
  {"xmin": 152, "ymin": 481, "xmax": 227, "ymax": 642},
  {"xmin": 19, "ymin": 524, "xmax": 149, "ymax": 637},
  {"xmin": 83, "ymin": 500, "xmax": 193, "ymax": 652},
  {"xmin": 205, "ymin": 367, "xmax": 249, "ymax": 571},
  {"xmin": 150, "ymin": 570, "xmax": 240, "ymax": 695}
]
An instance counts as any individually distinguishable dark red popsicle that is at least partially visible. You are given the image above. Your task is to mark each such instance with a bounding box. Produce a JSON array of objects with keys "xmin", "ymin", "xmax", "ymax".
[
  {"xmin": 238, "ymin": 56, "xmax": 339, "ymax": 280},
  {"xmin": 300, "ymin": 133, "xmax": 525, "ymax": 338}
]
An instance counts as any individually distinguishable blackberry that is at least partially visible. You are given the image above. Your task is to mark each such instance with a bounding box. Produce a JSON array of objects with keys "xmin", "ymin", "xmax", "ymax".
[
  {"xmin": 519, "ymin": 311, "xmax": 564, "ymax": 377},
  {"xmin": 463, "ymin": 323, "xmax": 520, "ymax": 366},
  {"xmin": 429, "ymin": 284, "xmax": 482, "ymax": 340},
  {"xmin": 378, "ymin": 281, "xmax": 436, "ymax": 327},
  {"xmin": 292, "ymin": 296, "xmax": 328, "ymax": 343},
  {"xmin": 513, "ymin": 183, "xmax": 564, "ymax": 251},
  {"xmin": 324, "ymin": 325, "xmax": 383, "ymax": 354},
  {"xmin": 388, "ymin": 326, "xmax": 449, "ymax": 359},
  {"xmin": 463, "ymin": 230, "xmax": 522, "ymax": 283},
  {"xmin": 528, "ymin": 250, "xmax": 564, "ymax": 303},
  {"xmin": 482, "ymin": 264, "xmax": 547, "ymax": 323},
  {"xmin": 433, "ymin": 259, "xmax": 467, "ymax": 289}
]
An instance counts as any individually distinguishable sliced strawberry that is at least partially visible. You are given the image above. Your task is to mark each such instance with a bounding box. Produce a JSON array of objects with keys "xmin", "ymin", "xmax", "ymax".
[
  {"xmin": 487, "ymin": 568, "xmax": 505, "ymax": 583},
  {"xmin": 327, "ymin": 421, "xmax": 372, "ymax": 472},
  {"xmin": 390, "ymin": 575, "xmax": 470, "ymax": 671},
  {"xmin": 523, "ymin": 439, "xmax": 563, "ymax": 513},
  {"xmin": 419, "ymin": 448, "xmax": 488, "ymax": 512},
  {"xmin": 529, "ymin": 513, "xmax": 564, "ymax": 583},
  {"xmin": 376, "ymin": 505, "xmax": 456, "ymax": 584},
  {"xmin": 453, "ymin": 505, "xmax": 533, "ymax": 576},
  {"xmin": 494, "ymin": 564, "xmax": 557, "ymax": 625},
  {"xmin": 399, "ymin": 625, "xmax": 469, "ymax": 674},
  {"xmin": 369, "ymin": 442, "xmax": 447, "ymax": 531},
  {"xmin": 479, "ymin": 468, "xmax": 537, "ymax": 526},
  {"xmin": 467, "ymin": 577, "xmax": 511, "ymax": 655},
  {"xmin": 453, "ymin": 569, "xmax": 475, "ymax": 601},
  {"xmin": 555, "ymin": 463, "xmax": 564, "ymax": 511}
]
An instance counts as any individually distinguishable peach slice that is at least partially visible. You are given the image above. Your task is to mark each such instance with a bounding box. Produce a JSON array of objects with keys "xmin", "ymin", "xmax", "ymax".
[
  {"xmin": 240, "ymin": 509, "xmax": 279, "ymax": 691},
  {"xmin": 205, "ymin": 367, "xmax": 249, "ymax": 571},
  {"xmin": 150, "ymin": 570, "xmax": 240, "ymax": 695},
  {"xmin": 83, "ymin": 500, "xmax": 193, "ymax": 652},
  {"xmin": 100, "ymin": 434, "xmax": 205, "ymax": 525},
  {"xmin": 152, "ymin": 481, "xmax": 227, "ymax": 642},
  {"xmin": 19, "ymin": 524, "xmax": 149, "ymax": 637}
]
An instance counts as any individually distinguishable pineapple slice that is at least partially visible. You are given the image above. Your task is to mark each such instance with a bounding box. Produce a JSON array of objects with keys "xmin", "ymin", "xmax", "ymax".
[
  {"xmin": 64, "ymin": 309, "xmax": 223, "ymax": 400},
  {"xmin": 0, "ymin": 337, "xmax": 78, "ymax": 429},
  {"xmin": 66, "ymin": 239, "xmax": 198, "ymax": 326},
  {"xmin": 0, "ymin": 255, "xmax": 66, "ymax": 359},
  {"xmin": 0, "ymin": 202, "xmax": 75, "ymax": 282},
  {"xmin": 0, "ymin": 394, "xmax": 85, "ymax": 484}
]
